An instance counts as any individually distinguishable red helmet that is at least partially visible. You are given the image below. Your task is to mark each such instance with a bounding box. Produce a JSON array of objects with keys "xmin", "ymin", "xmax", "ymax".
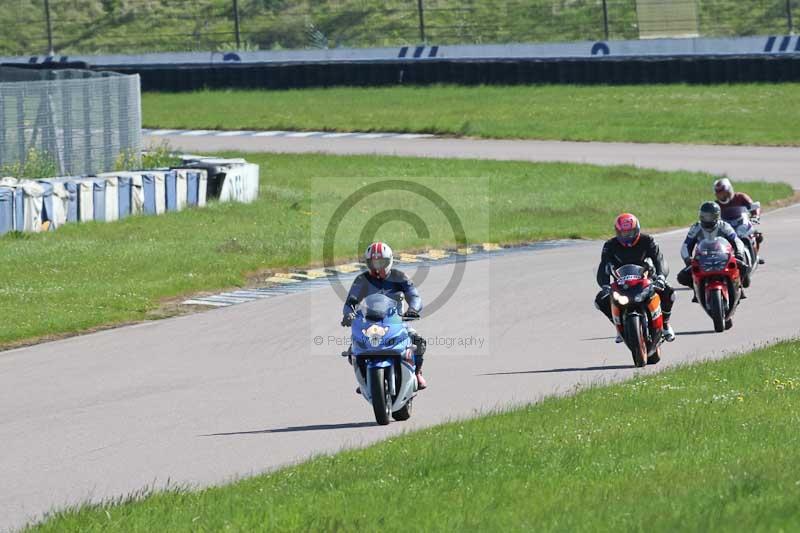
[
  {"xmin": 364, "ymin": 242, "xmax": 393, "ymax": 279},
  {"xmin": 614, "ymin": 213, "xmax": 640, "ymax": 247}
]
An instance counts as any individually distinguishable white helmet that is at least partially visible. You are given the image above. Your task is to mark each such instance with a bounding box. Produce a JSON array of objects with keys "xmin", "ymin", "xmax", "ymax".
[
  {"xmin": 364, "ymin": 242, "xmax": 393, "ymax": 279},
  {"xmin": 714, "ymin": 178, "xmax": 734, "ymax": 204}
]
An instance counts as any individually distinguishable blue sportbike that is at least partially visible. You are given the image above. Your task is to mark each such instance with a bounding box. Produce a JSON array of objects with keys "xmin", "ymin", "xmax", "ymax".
[{"xmin": 345, "ymin": 293, "xmax": 419, "ymax": 425}]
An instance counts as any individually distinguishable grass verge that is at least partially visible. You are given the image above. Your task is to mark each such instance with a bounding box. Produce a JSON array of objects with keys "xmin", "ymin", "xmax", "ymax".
[
  {"xmin": 28, "ymin": 339, "xmax": 800, "ymax": 531},
  {"xmin": 1, "ymin": 0, "xmax": 786, "ymax": 55},
  {"xmin": 143, "ymin": 84, "xmax": 800, "ymax": 146},
  {"xmin": 0, "ymin": 152, "xmax": 791, "ymax": 346}
]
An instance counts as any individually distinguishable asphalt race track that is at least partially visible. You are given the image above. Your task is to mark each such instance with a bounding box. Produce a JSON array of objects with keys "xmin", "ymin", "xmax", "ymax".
[
  {"xmin": 1, "ymin": 137, "xmax": 799, "ymax": 530},
  {"xmin": 150, "ymin": 132, "xmax": 800, "ymax": 188}
]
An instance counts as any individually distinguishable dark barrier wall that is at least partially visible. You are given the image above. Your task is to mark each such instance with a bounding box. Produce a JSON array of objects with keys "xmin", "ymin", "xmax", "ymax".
[{"xmin": 109, "ymin": 55, "xmax": 800, "ymax": 92}]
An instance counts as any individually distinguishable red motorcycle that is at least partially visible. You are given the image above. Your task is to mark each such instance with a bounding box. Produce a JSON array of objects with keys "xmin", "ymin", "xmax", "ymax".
[
  {"xmin": 609, "ymin": 264, "xmax": 664, "ymax": 368},
  {"xmin": 691, "ymin": 237, "xmax": 743, "ymax": 332}
]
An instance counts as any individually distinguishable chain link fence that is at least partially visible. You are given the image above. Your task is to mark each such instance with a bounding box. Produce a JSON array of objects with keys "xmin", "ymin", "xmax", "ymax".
[
  {"xmin": 0, "ymin": 68, "xmax": 141, "ymax": 176},
  {"xmin": 0, "ymin": 0, "xmax": 797, "ymax": 55}
]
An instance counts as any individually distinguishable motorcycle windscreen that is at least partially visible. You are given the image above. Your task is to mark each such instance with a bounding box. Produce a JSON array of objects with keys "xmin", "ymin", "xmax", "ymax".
[
  {"xmin": 359, "ymin": 293, "xmax": 400, "ymax": 321},
  {"xmin": 614, "ymin": 264, "xmax": 646, "ymax": 281},
  {"xmin": 696, "ymin": 238, "xmax": 731, "ymax": 272}
]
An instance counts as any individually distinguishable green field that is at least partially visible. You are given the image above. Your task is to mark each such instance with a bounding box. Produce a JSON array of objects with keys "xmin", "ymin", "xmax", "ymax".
[
  {"xmin": 143, "ymin": 84, "xmax": 800, "ymax": 146},
  {"xmin": 0, "ymin": 152, "xmax": 791, "ymax": 347},
  {"xmin": 28, "ymin": 339, "xmax": 800, "ymax": 531},
  {"xmin": 1, "ymin": 0, "xmax": 790, "ymax": 55}
]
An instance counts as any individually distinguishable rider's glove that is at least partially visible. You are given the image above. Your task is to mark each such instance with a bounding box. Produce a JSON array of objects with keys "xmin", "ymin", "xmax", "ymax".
[
  {"xmin": 403, "ymin": 309, "xmax": 420, "ymax": 319},
  {"xmin": 751, "ymin": 215, "xmax": 760, "ymax": 224},
  {"xmin": 341, "ymin": 312, "xmax": 355, "ymax": 327},
  {"xmin": 601, "ymin": 284, "xmax": 611, "ymax": 295},
  {"xmin": 653, "ymin": 275, "xmax": 667, "ymax": 291}
]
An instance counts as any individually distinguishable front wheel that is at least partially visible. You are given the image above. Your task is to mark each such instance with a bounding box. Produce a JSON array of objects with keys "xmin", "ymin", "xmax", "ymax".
[
  {"xmin": 369, "ymin": 367, "xmax": 391, "ymax": 425},
  {"xmin": 392, "ymin": 399, "xmax": 413, "ymax": 421},
  {"xmin": 709, "ymin": 290, "xmax": 727, "ymax": 333},
  {"xmin": 624, "ymin": 314, "xmax": 647, "ymax": 368}
]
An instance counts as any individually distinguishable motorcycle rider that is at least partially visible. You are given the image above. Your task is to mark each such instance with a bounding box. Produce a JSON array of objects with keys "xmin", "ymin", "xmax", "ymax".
[
  {"xmin": 341, "ymin": 241, "xmax": 428, "ymax": 390},
  {"xmin": 677, "ymin": 201, "xmax": 749, "ymax": 293},
  {"xmin": 714, "ymin": 178, "xmax": 764, "ymax": 264},
  {"xmin": 595, "ymin": 213, "xmax": 676, "ymax": 344}
]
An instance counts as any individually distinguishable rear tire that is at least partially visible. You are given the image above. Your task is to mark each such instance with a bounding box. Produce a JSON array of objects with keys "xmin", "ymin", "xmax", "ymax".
[
  {"xmin": 392, "ymin": 399, "xmax": 413, "ymax": 421},
  {"xmin": 369, "ymin": 367, "xmax": 391, "ymax": 426},
  {"xmin": 624, "ymin": 314, "xmax": 647, "ymax": 368},
  {"xmin": 709, "ymin": 290, "xmax": 726, "ymax": 333}
]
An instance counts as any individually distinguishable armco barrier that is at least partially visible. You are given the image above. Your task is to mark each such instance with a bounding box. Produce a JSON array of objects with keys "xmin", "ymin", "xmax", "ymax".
[
  {"xmin": 109, "ymin": 55, "xmax": 800, "ymax": 91},
  {"xmin": 8, "ymin": 35, "xmax": 800, "ymax": 66}
]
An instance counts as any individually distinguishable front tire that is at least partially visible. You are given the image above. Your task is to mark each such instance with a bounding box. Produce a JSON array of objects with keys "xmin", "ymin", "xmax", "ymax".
[
  {"xmin": 709, "ymin": 290, "xmax": 726, "ymax": 333},
  {"xmin": 392, "ymin": 399, "xmax": 413, "ymax": 421},
  {"xmin": 647, "ymin": 346, "xmax": 661, "ymax": 365},
  {"xmin": 369, "ymin": 367, "xmax": 391, "ymax": 426},
  {"xmin": 624, "ymin": 314, "xmax": 647, "ymax": 368}
]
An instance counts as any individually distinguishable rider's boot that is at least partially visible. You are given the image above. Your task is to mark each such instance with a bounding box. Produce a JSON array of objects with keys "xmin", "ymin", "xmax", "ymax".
[
  {"xmin": 345, "ymin": 346, "xmax": 361, "ymax": 394},
  {"xmin": 415, "ymin": 355, "xmax": 427, "ymax": 390},
  {"xmin": 411, "ymin": 333, "xmax": 428, "ymax": 390},
  {"xmin": 663, "ymin": 317, "xmax": 676, "ymax": 342}
]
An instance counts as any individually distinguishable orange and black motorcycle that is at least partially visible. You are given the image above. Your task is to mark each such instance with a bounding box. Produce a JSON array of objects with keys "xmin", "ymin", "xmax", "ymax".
[{"xmin": 609, "ymin": 264, "xmax": 664, "ymax": 368}]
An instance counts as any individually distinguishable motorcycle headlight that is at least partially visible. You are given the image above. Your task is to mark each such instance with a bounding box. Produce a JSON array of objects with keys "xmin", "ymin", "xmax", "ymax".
[{"xmin": 613, "ymin": 292, "xmax": 629, "ymax": 306}]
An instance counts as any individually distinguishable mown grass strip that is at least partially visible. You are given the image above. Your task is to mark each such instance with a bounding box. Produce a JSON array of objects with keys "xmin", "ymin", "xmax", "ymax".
[
  {"xmin": 0, "ymin": 152, "xmax": 791, "ymax": 346},
  {"xmin": 143, "ymin": 84, "xmax": 800, "ymax": 146},
  {"xmin": 29, "ymin": 340, "xmax": 800, "ymax": 531}
]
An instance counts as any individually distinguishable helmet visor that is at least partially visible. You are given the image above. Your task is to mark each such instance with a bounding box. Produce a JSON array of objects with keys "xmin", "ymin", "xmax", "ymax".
[
  {"xmin": 367, "ymin": 257, "xmax": 391, "ymax": 272},
  {"xmin": 700, "ymin": 212, "xmax": 718, "ymax": 229},
  {"xmin": 715, "ymin": 188, "xmax": 732, "ymax": 203},
  {"xmin": 616, "ymin": 227, "xmax": 639, "ymax": 246}
]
